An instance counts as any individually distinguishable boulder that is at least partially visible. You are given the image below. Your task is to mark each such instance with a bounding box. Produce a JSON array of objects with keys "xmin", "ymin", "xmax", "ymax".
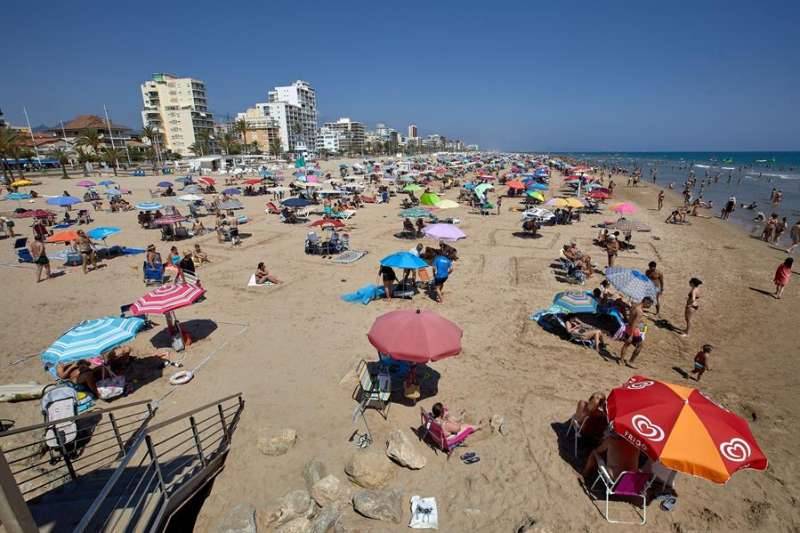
[
  {"xmin": 304, "ymin": 459, "xmax": 328, "ymax": 491},
  {"xmin": 308, "ymin": 505, "xmax": 342, "ymax": 533},
  {"xmin": 258, "ymin": 428, "xmax": 298, "ymax": 456},
  {"xmin": 385, "ymin": 430, "xmax": 426, "ymax": 469},
  {"xmin": 212, "ymin": 503, "xmax": 257, "ymax": 533},
  {"xmin": 344, "ymin": 451, "xmax": 395, "ymax": 489},
  {"xmin": 352, "ymin": 489, "xmax": 403, "ymax": 523},
  {"xmin": 276, "ymin": 517, "xmax": 311, "ymax": 533},
  {"xmin": 262, "ymin": 490, "xmax": 315, "ymax": 528},
  {"xmin": 311, "ymin": 475, "xmax": 351, "ymax": 507}
]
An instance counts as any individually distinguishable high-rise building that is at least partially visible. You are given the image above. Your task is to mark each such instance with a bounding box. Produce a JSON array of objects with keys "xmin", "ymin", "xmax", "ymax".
[
  {"xmin": 315, "ymin": 126, "xmax": 344, "ymax": 154},
  {"xmin": 0, "ymin": 108, "xmax": 7, "ymax": 129},
  {"xmin": 408, "ymin": 124, "xmax": 418, "ymax": 139},
  {"xmin": 322, "ymin": 118, "xmax": 365, "ymax": 154},
  {"xmin": 236, "ymin": 104, "xmax": 281, "ymax": 153},
  {"xmin": 266, "ymin": 80, "xmax": 317, "ymax": 153},
  {"xmin": 140, "ymin": 73, "xmax": 214, "ymax": 156}
]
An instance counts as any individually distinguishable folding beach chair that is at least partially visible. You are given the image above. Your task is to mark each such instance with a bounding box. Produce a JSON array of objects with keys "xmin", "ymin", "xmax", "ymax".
[
  {"xmin": 352, "ymin": 360, "xmax": 391, "ymax": 419},
  {"xmin": 143, "ymin": 261, "xmax": 165, "ymax": 285},
  {"xmin": 565, "ymin": 416, "xmax": 585, "ymax": 456},
  {"xmin": 419, "ymin": 408, "xmax": 475, "ymax": 458},
  {"xmin": 41, "ymin": 384, "xmax": 79, "ymax": 464},
  {"xmin": 590, "ymin": 454, "xmax": 653, "ymax": 525},
  {"xmin": 14, "ymin": 238, "xmax": 33, "ymax": 263}
]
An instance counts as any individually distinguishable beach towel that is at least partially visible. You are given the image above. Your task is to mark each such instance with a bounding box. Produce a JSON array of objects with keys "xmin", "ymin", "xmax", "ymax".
[
  {"xmin": 341, "ymin": 284, "xmax": 385, "ymax": 304},
  {"xmin": 332, "ymin": 250, "xmax": 368, "ymax": 264},
  {"xmin": 248, "ymin": 274, "xmax": 273, "ymax": 287}
]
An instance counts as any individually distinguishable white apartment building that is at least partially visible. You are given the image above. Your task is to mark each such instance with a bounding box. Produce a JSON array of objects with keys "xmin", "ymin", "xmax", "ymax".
[
  {"xmin": 316, "ymin": 126, "xmax": 343, "ymax": 154},
  {"xmin": 408, "ymin": 124, "xmax": 418, "ymax": 139},
  {"xmin": 266, "ymin": 80, "xmax": 317, "ymax": 153},
  {"xmin": 323, "ymin": 117, "xmax": 365, "ymax": 154},
  {"xmin": 140, "ymin": 73, "xmax": 214, "ymax": 156}
]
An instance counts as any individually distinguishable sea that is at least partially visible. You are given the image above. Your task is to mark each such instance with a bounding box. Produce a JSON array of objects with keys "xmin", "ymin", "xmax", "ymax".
[{"xmin": 557, "ymin": 152, "xmax": 800, "ymax": 239}]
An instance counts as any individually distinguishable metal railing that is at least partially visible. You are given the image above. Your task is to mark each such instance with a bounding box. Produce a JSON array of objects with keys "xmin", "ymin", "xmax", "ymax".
[
  {"xmin": 76, "ymin": 393, "xmax": 244, "ymax": 532},
  {"xmin": 0, "ymin": 399, "xmax": 155, "ymax": 502}
]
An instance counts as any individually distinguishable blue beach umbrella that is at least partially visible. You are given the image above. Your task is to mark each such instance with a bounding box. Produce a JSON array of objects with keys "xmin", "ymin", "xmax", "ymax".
[
  {"xmin": 259, "ymin": 169, "xmax": 272, "ymax": 178},
  {"xmin": 223, "ymin": 188, "xmax": 241, "ymax": 195},
  {"xmin": 182, "ymin": 185, "xmax": 202, "ymax": 194},
  {"xmin": 41, "ymin": 317, "xmax": 145, "ymax": 369},
  {"xmin": 87, "ymin": 226, "xmax": 121, "ymax": 241},
  {"xmin": 605, "ymin": 267, "xmax": 659, "ymax": 302},
  {"xmin": 99, "ymin": 180, "xmax": 116, "ymax": 186},
  {"xmin": 219, "ymin": 200, "xmax": 243, "ymax": 210},
  {"xmin": 380, "ymin": 251, "xmax": 428, "ymax": 270},
  {"xmin": 157, "ymin": 181, "xmax": 173, "ymax": 188},
  {"xmin": 398, "ymin": 207, "xmax": 437, "ymax": 219},
  {"xmin": 282, "ymin": 197, "xmax": 311, "ymax": 208},
  {"xmin": 527, "ymin": 182, "xmax": 549, "ymax": 191},
  {"xmin": 175, "ymin": 176, "xmax": 193, "ymax": 184},
  {"xmin": 105, "ymin": 189, "xmax": 122, "ymax": 197},
  {"xmin": 552, "ymin": 291, "xmax": 598, "ymax": 314},
  {"xmin": 47, "ymin": 196, "xmax": 81, "ymax": 207},
  {"xmin": 4, "ymin": 192, "xmax": 32, "ymax": 201},
  {"xmin": 135, "ymin": 201, "xmax": 163, "ymax": 211}
]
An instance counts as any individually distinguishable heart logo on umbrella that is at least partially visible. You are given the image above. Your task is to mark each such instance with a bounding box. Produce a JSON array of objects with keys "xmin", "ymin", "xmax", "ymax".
[
  {"xmin": 625, "ymin": 380, "xmax": 655, "ymax": 390},
  {"xmin": 632, "ymin": 415, "xmax": 665, "ymax": 442},
  {"xmin": 720, "ymin": 438, "xmax": 751, "ymax": 462}
]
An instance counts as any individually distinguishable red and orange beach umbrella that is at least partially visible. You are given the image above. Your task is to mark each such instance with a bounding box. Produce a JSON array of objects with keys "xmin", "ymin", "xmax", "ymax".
[{"xmin": 607, "ymin": 375, "xmax": 767, "ymax": 483}]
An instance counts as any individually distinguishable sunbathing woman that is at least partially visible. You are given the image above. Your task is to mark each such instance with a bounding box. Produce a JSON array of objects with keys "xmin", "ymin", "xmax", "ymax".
[
  {"xmin": 431, "ymin": 402, "xmax": 479, "ymax": 435},
  {"xmin": 574, "ymin": 392, "xmax": 608, "ymax": 444},
  {"xmin": 255, "ymin": 262, "xmax": 282, "ymax": 284},
  {"xmin": 56, "ymin": 360, "xmax": 99, "ymax": 397},
  {"xmin": 565, "ymin": 317, "xmax": 608, "ymax": 352}
]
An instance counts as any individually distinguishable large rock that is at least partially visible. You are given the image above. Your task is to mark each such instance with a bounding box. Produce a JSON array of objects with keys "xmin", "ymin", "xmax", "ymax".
[
  {"xmin": 344, "ymin": 450, "xmax": 395, "ymax": 489},
  {"xmin": 308, "ymin": 505, "xmax": 342, "ymax": 533},
  {"xmin": 213, "ymin": 503, "xmax": 257, "ymax": 533},
  {"xmin": 304, "ymin": 459, "xmax": 328, "ymax": 491},
  {"xmin": 261, "ymin": 489, "xmax": 315, "ymax": 528},
  {"xmin": 258, "ymin": 428, "xmax": 298, "ymax": 456},
  {"xmin": 276, "ymin": 517, "xmax": 311, "ymax": 533},
  {"xmin": 352, "ymin": 489, "xmax": 403, "ymax": 523},
  {"xmin": 385, "ymin": 430, "xmax": 426, "ymax": 469},
  {"xmin": 311, "ymin": 475, "xmax": 351, "ymax": 507}
]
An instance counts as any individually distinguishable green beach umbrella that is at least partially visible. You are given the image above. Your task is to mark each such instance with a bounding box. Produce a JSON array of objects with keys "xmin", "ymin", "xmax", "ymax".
[
  {"xmin": 403, "ymin": 183, "xmax": 423, "ymax": 193},
  {"xmin": 526, "ymin": 190, "xmax": 545, "ymax": 201},
  {"xmin": 420, "ymin": 192, "xmax": 441, "ymax": 206},
  {"xmin": 474, "ymin": 183, "xmax": 494, "ymax": 197}
]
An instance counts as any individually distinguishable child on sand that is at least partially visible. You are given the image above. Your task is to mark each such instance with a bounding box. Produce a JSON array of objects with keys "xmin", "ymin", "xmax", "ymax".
[
  {"xmin": 690, "ymin": 344, "xmax": 713, "ymax": 381},
  {"xmin": 774, "ymin": 257, "xmax": 793, "ymax": 299}
]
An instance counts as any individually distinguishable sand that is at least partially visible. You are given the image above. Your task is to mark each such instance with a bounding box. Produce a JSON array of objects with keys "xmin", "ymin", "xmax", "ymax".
[{"xmin": 0, "ymin": 159, "xmax": 798, "ymax": 532}]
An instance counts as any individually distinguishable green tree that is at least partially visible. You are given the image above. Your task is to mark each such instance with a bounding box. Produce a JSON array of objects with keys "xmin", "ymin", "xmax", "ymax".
[
  {"xmin": 220, "ymin": 132, "xmax": 240, "ymax": 155},
  {"xmin": 102, "ymin": 148, "xmax": 122, "ymax": 176},
  {"xmin": 269, "ymin": 136, "xmax": 282, "ymax": 158},
  {"xmin": 234, "ymin": 119, "xmax": 249, "ymax": 153},
  {"xmin": 0, "ymin": 127, "xmax": 21, "ymax": 183},
  {"xmin": 250, "ymin": 140, "xmax": 261, "ymax": 155},
  {"xmin": 77, "ymin": 129, "xmax": 102, "ymax": 155},
  {"xmin": 51, "ymin": 148, "xmax": 71, "ymax": 179},
  {"xmin": 141, "ymin": 125, "xmax": 161, "ymax": 169},
  {"xmin": 76, "ymin": 147, "xmax": 94, "ymax": 176},
  {"xmin": 194, "ymin": 130, "xmax": 211, "ymax": 156}
]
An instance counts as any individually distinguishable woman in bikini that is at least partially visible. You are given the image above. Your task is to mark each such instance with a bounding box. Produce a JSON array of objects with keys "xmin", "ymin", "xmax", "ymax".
[
  {"xmin": 431, "ymin": 402, "xmax": 479, "ymax": 436},
  {"xmin": 683, "ymin": 277, "xmax": 703, "ymax": 337}
]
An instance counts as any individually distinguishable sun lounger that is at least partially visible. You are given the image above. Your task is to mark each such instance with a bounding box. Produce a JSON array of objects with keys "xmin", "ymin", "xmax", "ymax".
[
  {"xmin": 352, "ymin": 360, "xmax": 391, "ymax": 419},
  {"xmin": 419, "ymin": 408, "xmax": 475, "ymax": 458},
  {"xmin": 590, "ymin": 454, "xmax": 653, "ymax": 525}
]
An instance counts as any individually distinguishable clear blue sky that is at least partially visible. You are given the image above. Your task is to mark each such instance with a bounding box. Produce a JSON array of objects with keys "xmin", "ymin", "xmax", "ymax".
[{"xmin": 2, "ymin": 0, "xmax": 798, "ymax": 151}]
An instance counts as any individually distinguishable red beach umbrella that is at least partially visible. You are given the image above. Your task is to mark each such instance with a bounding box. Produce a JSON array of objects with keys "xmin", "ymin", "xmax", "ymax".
[
  {"xmin": 506, "ymin": 180, "xmax": 525, "ymax": 190},
  {"xmin": 309, "ymin": 218, "xmax": 345, "ymax": 228},
  {"xmin": 198, "ymin": 177, "xmax": 216, "ymax": 186},
  {"xmin": 244, "ymin": 178, "xmax": 262, "ymax": 185},
  {"xmin": 367, "ymin": 309, "xmax": 462, "ymax": 363},
  {"xmin": 607, "ymin": 375, "xmax": 768, "ymax": 483},
  {"xmin": 130, "ymin": 283, "xmax": 206, "ymax": 315},
  {"xmin": 588, "ymin": 190, "xmax": 610, "ymax": 199}
]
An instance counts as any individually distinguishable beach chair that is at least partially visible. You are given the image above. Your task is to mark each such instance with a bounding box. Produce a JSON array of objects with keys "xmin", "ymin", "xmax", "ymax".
[
  {"xmin": 590, "ymin": 454, "xmax": 653, "ymax": 525},
  {"xmin": 352, "ymin": 360, "xmax": 391, "ymax": 420},
  {"xmin": 419, "ymin": 408, "xmax": 475, "ymax": 458},
  {"xmin": 41, "ymin": 384, "xmax": 79, "ymax": 464},
  {"xmin": 143, "ymin": 261, "xmax": 165, "ymax": 285},
  {"xmin": 14, "ymin": 237, "xmax": 33, "ymax": 263},
  {"xmin": 305, "ymin": 232, "xmax": 322, "ymax": 255},
  {"xmin": 265, "ymin": 202, "xmax": 281, "ymax": 215}
]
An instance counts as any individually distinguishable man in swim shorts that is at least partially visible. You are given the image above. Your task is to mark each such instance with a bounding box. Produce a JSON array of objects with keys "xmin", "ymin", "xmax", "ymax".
[{"xmin": 619, "ymin": 297, "xmax": 653, "ymax": 368}]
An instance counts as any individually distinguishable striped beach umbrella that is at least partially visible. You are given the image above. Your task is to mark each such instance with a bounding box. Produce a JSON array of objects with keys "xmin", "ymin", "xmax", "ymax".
[
  {"xmin": 552, "ymin": 291, "xmax": 598, "ymax": 314},
  {"xmin": 608, "ymin": 375, "xmax": 768, "ymax": 483},
  {"xmin": 605, "ymin": 267, "xmax": 658, "ymax": 302},
  {"xmin": 130, "ymin": 283, "xmax": 206, "ymax": 315},
  {"xmin": 41, "ymin": 317, "xmax": 145, "ymax": 367},
  {"xmin": 135, "ymin": 202, "xmax": 163, "ymax": 211}
]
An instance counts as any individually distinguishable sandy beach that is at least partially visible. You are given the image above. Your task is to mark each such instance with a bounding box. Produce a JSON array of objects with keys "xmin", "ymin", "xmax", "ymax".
[{"xmin": 0, "ymin": 158, "xmax": 798, "ymax": 532}]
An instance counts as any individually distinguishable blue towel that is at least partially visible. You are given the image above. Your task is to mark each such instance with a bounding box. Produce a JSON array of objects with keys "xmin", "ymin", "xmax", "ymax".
[{"xmin": 341, "ymin": 284, "xmax": 385, "ymax": 305}]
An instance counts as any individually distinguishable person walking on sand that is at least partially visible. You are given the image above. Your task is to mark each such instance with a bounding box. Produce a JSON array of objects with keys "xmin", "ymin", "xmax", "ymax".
[
  {"xmin": 682, "ymin": 278, "xmax": 703, "ymax": 337},
  {"xmin": 619, "ymin": 297, "xmax": 653, "ymax": 368},
  {"xmin": 645, "ymin": 261, "xmax": 664, "ymax": 314},
  {"xmin": 606, "ymin": 234, "xmax": 619, "ymax": 267},
  {"xmin": 657, "ymin": 190, "xmax": 664, "ymax": 211},
  {"xmin": 786, "ymin": 220, "xmax": 800, "ymax": 254},
  {"xmin": 774, "ymin": 257, "xmax": 793, "ymax": 299},
  {"xmin": 29, "ymin": 236, "xmax": 51, "ymax": 283},
  {"xmin": 689, "ymin": 344, "xmax": 713, "ymax": 381}
]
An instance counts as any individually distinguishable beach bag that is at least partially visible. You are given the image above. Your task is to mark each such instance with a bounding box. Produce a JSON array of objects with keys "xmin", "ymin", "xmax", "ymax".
[
  {"xmin": 96, "ymin": 368, "xmax": 125, "ymax": 400},
  {"xmin": 409, "ymin": 495, "xmax": 438, "ymax": 529}
]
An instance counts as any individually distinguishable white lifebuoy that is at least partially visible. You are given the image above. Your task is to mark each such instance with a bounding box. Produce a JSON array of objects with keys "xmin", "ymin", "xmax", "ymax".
[{"xmin": 169, "ymin": 370, "xmax": 194, "ymax": 385}]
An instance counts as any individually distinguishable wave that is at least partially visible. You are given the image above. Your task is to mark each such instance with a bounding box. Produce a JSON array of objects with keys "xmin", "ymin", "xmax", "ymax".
[{"xmin": 694, "ymin": 164, "xmax": 711, "ymax": 168}]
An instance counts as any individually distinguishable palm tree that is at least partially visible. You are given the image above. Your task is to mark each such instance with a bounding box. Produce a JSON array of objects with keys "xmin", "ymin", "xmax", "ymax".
[
  {"xmin": 77, "ymin": 129, "xmax": 102, "ymax": 155},
  {"xmin": 144, "ymin": 146, "xmax": 158, "ymax": 174},
  {"xmin": 269, "ymin": 137, "xmax": 282, "ymax": 158},
  {"xmin": 51, "ymin": 148, "xmax": 71, "ymax": 179},
  {"xmin": 141, "ymin": 125, "xmax": 161, "ymax": 168},
  {"xmin": 290, "ymin": 121, "xmax": 303, "ymax": 151},
  {"xmin": 234, "ymin": 119, "xmax": 249, "ymax": 153},
  {"xmin": 0, "ymin": 127, "xmax": 21, "ymax": 183},
  {"xmin": 102, "ymin": 148, "xmax": 122, "ymax": 176},
  {"xmin": 76, "ymin": 147, "xmax": 94, "ymax": 176},
  {"xmin": 250, "ymin": 140, "xmax": 261, "ymax": 155},
  {"xmin": 219, "ymin": 132, "xmax": 239, "ymax": 155},
  {"xmin": 194, "ymin": 130, "xmax": 211, "ymax": 156}
]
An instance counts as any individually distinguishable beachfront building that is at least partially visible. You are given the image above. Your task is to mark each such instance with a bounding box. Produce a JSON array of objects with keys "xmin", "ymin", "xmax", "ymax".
[
  {"xmin": 321, "ymin": 117, "xmax": 365, "ymax": 155},
  {"xmin": 408, "ymin": 124, "xmax": 418, "ymax": 140},
  {"xmin": 266, "ymin": 80, "xmax": 318, "ymax": 154},
  {"xmin": 316, "ymin": 126, "xmax": 343, "ymax": 154},
  {"xmin": 236, "ymin": 104, "xmax": 281, "ymax": 153},
  {"xmin": 0, "ymin": 108, "xmax": 6, "ymax": 129},
  {"xmin": 140, "ymin": 73, "xmax": 215, "ymax": 157}
]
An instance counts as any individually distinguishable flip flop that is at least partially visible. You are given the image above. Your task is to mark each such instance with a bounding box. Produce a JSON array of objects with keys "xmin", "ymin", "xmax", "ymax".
[
  {"xmin": 460, "ymin": 452, "xmax": 476, "ymax": 461},
  {"xmin": 463, "ymin": 455, "xmax": 480, "ymax": 464}
]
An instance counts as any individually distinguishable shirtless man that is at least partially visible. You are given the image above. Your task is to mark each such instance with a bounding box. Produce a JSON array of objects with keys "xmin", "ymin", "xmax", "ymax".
[
  {"xmin": 657, "ymin": 190, "xmax": 664, "ymax": 211},
  {"xmin": 645, "ymin": 261, "xmax": 664, "ymax": 314},
  {"xmin": 619, "ymin": 297, "xmax": 653, "ymax": 367},
  {"xmin": 606, "ymin": 235, "xmax": 619, "ymax": 267}
]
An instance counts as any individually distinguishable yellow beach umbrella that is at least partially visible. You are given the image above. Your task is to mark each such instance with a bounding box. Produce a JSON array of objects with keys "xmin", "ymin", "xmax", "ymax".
[
  {"xmin": 11, "ymin": 179, "xmax": 34, "ymax": 187},
  {"xmin": 435, "ymin": 199, "xmax": 460, "ymax": 209},
  {"xmin": 564, "ymin": 197, "xmax": 584, "ymax": 208}
]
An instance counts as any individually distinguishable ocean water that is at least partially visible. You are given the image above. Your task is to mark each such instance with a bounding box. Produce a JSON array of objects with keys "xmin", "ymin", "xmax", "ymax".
[{"xmin": 559, "ymin": 152, "xmax": 800, "ymax": 239}]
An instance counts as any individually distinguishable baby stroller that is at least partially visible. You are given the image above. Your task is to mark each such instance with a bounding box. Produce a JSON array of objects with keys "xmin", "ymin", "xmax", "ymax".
[{"xmin": 41, "ymin": 383, "xmax": 80, "ymax": 464}]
